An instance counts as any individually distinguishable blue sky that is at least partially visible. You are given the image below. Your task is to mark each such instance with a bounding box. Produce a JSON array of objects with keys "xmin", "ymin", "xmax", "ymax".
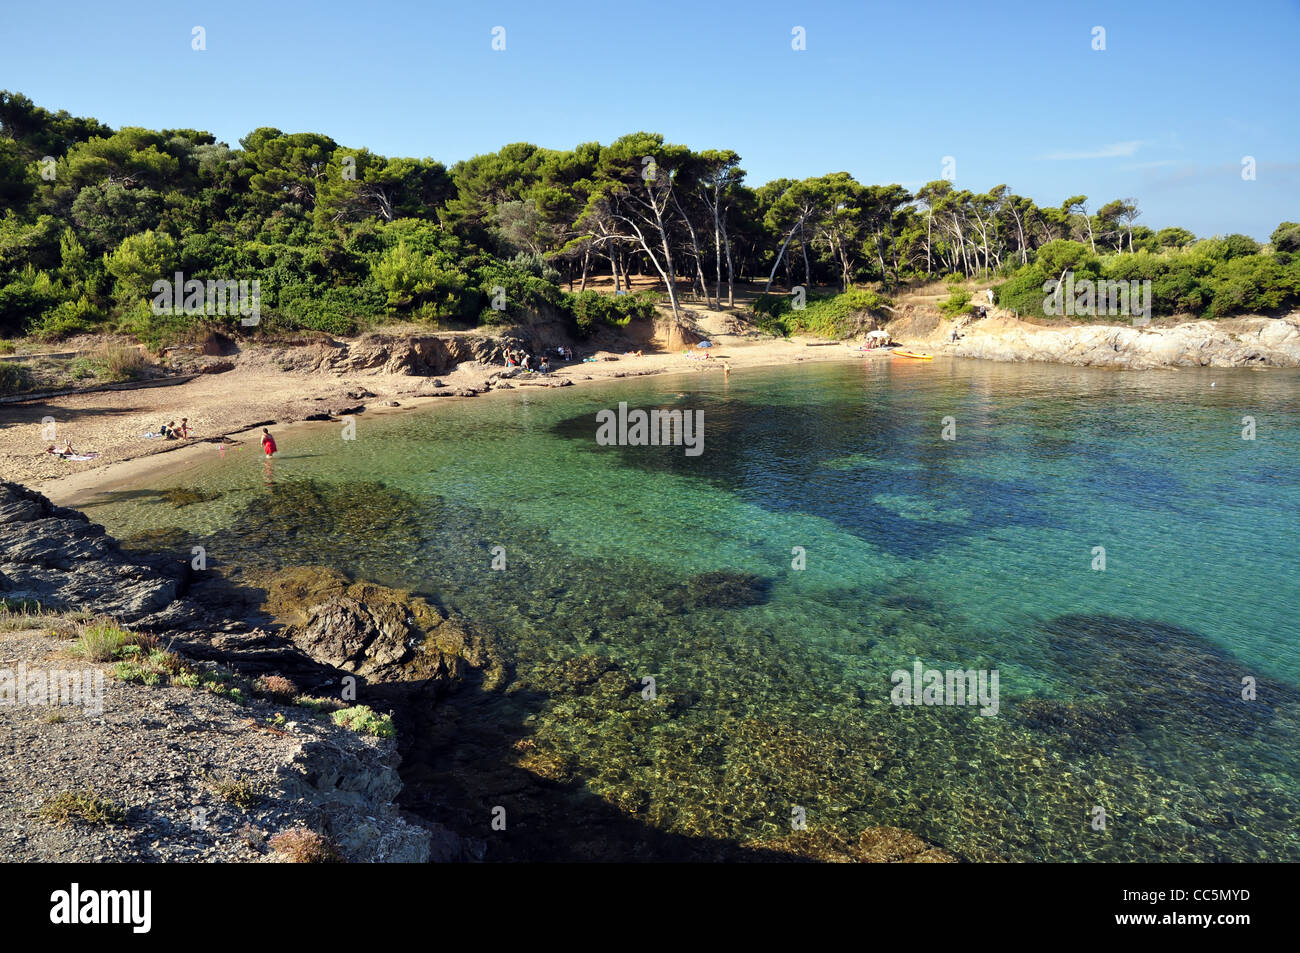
[{"xmin": 5, "ymin": 0, "xmax": 1297, "ymax": 239}]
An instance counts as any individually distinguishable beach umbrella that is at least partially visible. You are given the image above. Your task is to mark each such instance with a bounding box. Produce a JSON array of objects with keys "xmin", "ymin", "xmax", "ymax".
[{"xmin": 867, "ymin": 329, "xmax": 891, "ymax": 339}]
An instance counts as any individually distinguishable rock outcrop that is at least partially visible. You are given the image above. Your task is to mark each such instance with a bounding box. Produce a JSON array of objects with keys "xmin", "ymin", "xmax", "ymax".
[
  {"xmin": 0, "ymin": 625, "xmax": 438, "ymax": 862},
  {"xmin": 270, "ymin": 326, "xmax": 576, "ymax": 379},
  {"xmin": 0, "ymin": 482, "xmax": 186, "ymax": 624},
  {"xmin": 900, "ymin": 314, "xmax": 1300, "ymax": 369},
  {"xmin": 260, "ymin": 566, "xmax": 506, "ymax": 690},
  {"xmin": 0, "ymin": 480, "xmax": 500, "ymax": 862}
]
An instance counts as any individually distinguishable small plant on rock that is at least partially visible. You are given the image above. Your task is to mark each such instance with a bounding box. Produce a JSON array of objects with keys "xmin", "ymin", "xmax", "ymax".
[
  {"xmin": 39, "ymin": 790, "xmax": 127, "ymax": 826},
  {"xmin": 268, "ymin": 827, "xmax": 341, "ymax": 863},
  {"xmin": 253, "ymin": 674, "xmax": 298, "ymax": 701},
  {"xmin": 330, "ymin": 705, "xmax": 396, "ymax": 738}
]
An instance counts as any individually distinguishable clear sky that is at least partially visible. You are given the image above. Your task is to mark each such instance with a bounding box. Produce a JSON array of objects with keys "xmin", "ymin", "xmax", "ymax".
[{"xmin": 4, "ymin": 0, "xmax": 1297, "ymax": 239}]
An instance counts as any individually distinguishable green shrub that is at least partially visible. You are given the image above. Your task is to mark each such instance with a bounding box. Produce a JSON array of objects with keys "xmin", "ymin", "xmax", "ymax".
[
  {"xmin": 0, "ymin": 361, "xmax": 31, "ymax": 395},
  {"xmin": 1202, "ymin": 255, "xmax": 1298, "ymax": 317},
  {"xmin": 31, "ymin": 296, "xmax": 103, "ymax": 341},
  {"xmin": 113, "ymin": 300, "xmax": 204, "ymax": 349},
  {"xmin": 938, "ymin": 288, "xmax": 973, "ymax": 316},
  {"xmin": 752, "ymin": 288, "xmax": 890, "ymax": 338},
  {"xmin": 560, "ymin": 289, "xmax": 658, "ymax": 336},
  {"xmin": 994, "ymin": 265, "xmax": 1050, "ymax": 317},
  {"xmin": 295, "ymin": 695, "xmax": 347, "ymax": 713},
  {"xmin": 73, "ymin": 620, "xmax": 141, "ymax": 661},
  {"xmin": 330, "ymin": 704, "xmax": 396, "ymax": 738},
  {"xmin": 267, "ymin": 283, "xmax": 386, "ymax": 335},
  {"xmin": 1271, "ymin": 222, "xmax": 1300, "ymax": 254}
]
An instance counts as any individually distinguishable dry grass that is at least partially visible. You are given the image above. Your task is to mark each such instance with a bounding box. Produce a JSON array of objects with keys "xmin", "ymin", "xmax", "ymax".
[
  {"xmin": 39, "ymin": 789, "xmax": 127, "ymax": 826},
  {"xmin": 98, "ymin": 343, "xmax": 148, "ymax": 381},
  {"xmin": 208, "ymin": 776, "xmax": 266, "ymax": 810},
  {"xmin": 268, "ymin": 827, "xmax": 341, "ymax": 863},
  {"xmin": 253, "ymin": 674, "xmax": 298, "ymax": 700}
]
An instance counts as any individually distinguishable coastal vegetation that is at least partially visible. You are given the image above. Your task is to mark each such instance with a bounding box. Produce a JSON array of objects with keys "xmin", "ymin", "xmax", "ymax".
[
  {"xmin": 37, "ymin": 789, "xmax": 127, "ymax": 827},
  {"xmin": 268, "ymin": 828, "xmax": 343, "ymax": 863},
  {"xmin": 330, "ymin": 705, "xmax": 397, "ymax": 738},
  {"xmin": 1, "ymin": 90, "xmax": 1297, "ymax": 351}
]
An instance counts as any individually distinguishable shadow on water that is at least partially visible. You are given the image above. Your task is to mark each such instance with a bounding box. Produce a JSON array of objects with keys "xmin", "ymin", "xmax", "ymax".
[
  {"xmin": 117, "ymin": 549, "xmax": 833, "ymax": 861},
  {"xmin": 547, "ymin": 395, "xmax": 1059, "ymax": 558},
  {"xmin": 394, "ymin": 663, "xmax": 838, "ymax": 862},
  {"xmin": 1021, "ymin": 613, "xmax": 1297, "ymax": 744}
]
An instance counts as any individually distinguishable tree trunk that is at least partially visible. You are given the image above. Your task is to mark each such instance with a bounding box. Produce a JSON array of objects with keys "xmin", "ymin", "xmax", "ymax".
[
  {"xmin": 800, "ymin": 223, "xmax": 812, "ymax": 290},
  {"xmin": 724, "ymin": 226, "xmax": 735, "ymax": 307},
  {"xmin": 925, "ymin": 210, "xmax": 933, "ymax": 275},
  {"xmin": 764, "ymin": 216, "xmax": 805, "ymax": 293}
]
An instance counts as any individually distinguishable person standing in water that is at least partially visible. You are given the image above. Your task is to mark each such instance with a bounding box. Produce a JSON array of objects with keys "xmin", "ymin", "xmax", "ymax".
[{"xmin": 260, "ymin": 427, "xmax": 277, "ymax": 457}]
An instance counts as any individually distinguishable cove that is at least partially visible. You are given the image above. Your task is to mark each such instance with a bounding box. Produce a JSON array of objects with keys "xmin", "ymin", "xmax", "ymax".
[{"xmin": 72, "ymin": 357, "xmax": 1300, "ymax": 861}]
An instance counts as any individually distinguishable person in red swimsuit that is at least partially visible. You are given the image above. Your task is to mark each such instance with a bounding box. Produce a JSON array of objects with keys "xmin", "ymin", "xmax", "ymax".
[{"xmin": 260, "ymin": 428, "xmax": 277, "ymax": 457}]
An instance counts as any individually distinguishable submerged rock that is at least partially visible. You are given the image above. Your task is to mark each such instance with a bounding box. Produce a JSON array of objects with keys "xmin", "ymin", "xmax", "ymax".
[
  {"xmin": 748, "ymin": 825, "xmax": 956, "ymax": 863},
  {"xmin": 160, "ymin": 486, "xmax": 220, "ymax": 508},
  {"xmin": 1013, "ymin": 696, "xmax": 1140, "ymax": 753},
  {"xmin": 669, "ymin": 570, "xmax": 772, "ymax": 611},
  {"xmin": 262, "ymin": 565, "xmax": 507, "ymax": 691},
  {"xmin": 1038, "ymin": 613, "xmax": 1295, "ymax": 739}
]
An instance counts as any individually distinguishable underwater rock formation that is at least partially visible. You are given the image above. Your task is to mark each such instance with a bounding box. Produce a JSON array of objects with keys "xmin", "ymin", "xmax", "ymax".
[{"xmin": 261, "ymin": 565, "xmax": 507, "ymax": 691}]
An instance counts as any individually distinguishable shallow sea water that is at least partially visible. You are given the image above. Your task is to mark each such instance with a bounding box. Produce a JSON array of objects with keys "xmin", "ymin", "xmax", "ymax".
[{"xmin": 76, "ymin": 357, "xmax": 1300, "ymax": 860}]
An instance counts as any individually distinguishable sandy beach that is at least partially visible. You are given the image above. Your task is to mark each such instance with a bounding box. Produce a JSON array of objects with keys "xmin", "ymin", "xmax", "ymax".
[
  {"xmin": 9, "ymin": 291, "xmax": 1297, "ymax": 504},
  {"xmin": 2, "ymin": 327, "xmax": 876, "ymax": 501}
]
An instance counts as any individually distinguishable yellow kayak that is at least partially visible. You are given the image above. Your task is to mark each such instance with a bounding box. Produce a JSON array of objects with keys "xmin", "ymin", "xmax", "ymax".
[{"xmin": 890, "ymin": 349, "xmax": 933, "ymax": 361}]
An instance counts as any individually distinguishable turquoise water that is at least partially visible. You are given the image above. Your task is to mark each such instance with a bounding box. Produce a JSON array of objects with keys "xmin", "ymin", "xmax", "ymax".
[{"xmin": 76, "ymin": 357, "xmax": 1300, "ymax": 861}]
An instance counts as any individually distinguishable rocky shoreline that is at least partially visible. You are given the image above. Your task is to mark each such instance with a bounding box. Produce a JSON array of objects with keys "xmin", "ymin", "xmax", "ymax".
[
  {"xmin": 891, "ymin": 311, "xmax": 1300, "ymax": 370},
  {"xmin": 0, "ymin": 479, "xmax": 493, "ymax": 861}
]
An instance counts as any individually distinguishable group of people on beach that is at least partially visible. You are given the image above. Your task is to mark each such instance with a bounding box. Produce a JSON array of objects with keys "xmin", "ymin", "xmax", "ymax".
[
  {"xmin": 43, "ymin": 419, "xmax": 277, "ymax": 464},
  {"xmin": 505, "ymin": 345, "xmax": 575, "ymax": 374},
  {"xmin": 157, "ymin": 418, "xmax": 190, "ymax": 439}
]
